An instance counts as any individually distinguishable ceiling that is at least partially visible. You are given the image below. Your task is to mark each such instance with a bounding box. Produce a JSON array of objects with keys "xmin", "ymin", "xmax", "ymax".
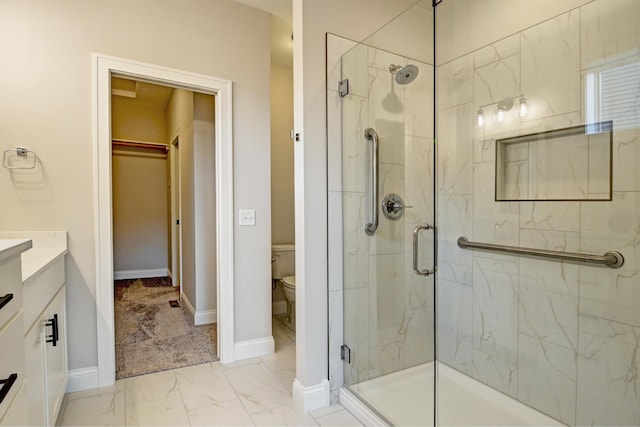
[{"xmin": 111, "ymin": 77, "xmax": 174, "ymax": 110}]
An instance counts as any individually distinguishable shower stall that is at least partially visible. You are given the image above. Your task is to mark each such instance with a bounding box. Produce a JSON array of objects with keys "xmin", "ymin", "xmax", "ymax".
[{"xmin": 327, "ymin": 0, "xmax": 640, "ymax": 425}]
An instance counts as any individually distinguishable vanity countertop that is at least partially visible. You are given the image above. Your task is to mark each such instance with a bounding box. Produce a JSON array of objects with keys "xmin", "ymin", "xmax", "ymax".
[
  {"xmin": 0, "ymin": 232, "xmax": 68, "ymax": 283},
  {"xmin": 0, "ymin": 239, "xmax": 33, "ymax": 264},
  {"xmin": 21, "ymin": 247, "xmax": 68, "ymax": 283}
]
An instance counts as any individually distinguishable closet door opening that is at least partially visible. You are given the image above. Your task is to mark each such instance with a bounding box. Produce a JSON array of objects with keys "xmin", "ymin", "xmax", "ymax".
[{"xmin": 110, "ymin": 77, "xmax": 218, "ymax": 380}]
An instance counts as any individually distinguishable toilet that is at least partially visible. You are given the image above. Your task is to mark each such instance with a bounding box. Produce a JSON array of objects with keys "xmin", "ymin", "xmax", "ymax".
[{"xmin": 271, "ymin": 244, "xmax": 296, "ymax": 331}]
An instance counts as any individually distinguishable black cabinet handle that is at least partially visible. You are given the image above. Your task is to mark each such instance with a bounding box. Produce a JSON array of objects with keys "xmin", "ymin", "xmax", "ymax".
[
  {"xmin": 0, "ymin": 373, "xmax": 17, "ymax": 404},
  {"xmin": 46, "ymin": 314, "xmax": 59, "ymax": 347},
  {"xmin": 0, "ymin": 293, "xmax": 13, "ymax": 311}
]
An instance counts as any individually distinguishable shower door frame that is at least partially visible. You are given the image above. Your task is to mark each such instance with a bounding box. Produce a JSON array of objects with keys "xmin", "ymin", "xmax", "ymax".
[{"xmin": 336, "ymin": 34, "xmax": 438, "ymax": 426}]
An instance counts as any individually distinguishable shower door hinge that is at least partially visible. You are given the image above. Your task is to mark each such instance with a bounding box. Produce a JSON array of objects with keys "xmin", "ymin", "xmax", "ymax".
[
  {"xmin": 338, "ymin": 78, "xmax": 349, "ymax": 97},
  {"xmin": 341, "ymin": 344, "xmax": 351, "ymax": 363}
]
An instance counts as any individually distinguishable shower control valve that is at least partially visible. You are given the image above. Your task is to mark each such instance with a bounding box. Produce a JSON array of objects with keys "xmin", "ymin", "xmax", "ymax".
[{"xmin": 382, "ymin": 193, "xmax": 411, "ymax": 220}]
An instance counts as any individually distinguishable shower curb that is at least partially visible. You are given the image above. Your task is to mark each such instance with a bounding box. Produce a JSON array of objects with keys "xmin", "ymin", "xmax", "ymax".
[{"xmin": 338, "ymin": 387, "xmax": 389, "ymax": 426}]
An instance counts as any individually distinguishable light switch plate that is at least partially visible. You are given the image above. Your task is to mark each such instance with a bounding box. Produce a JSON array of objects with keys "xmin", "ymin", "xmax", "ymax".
[{"xmin": 239, "ymin": 209, "xmax": 256, "ymax": 226}]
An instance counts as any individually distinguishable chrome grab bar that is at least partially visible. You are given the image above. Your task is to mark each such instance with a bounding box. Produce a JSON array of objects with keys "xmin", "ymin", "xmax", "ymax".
[
  {"xmin": 364, "ymin": 128, "xmax": 379, "ymax": 236},
  {"xmin": 457, "ymin": 237, "xmax": 624, "ymax": 268},
  {"xmin": 413, "ymin": 224, "xmax": 436, "ymax": 276}
]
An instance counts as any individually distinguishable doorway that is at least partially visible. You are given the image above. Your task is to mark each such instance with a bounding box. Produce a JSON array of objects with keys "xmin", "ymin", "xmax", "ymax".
[
  {"xmin": 94, "ymin": 54, "xmax": 235, "ymax": 387},
  {"xmin": 110, "ymin": 78, "xmax": 219, "ymax": 379}
]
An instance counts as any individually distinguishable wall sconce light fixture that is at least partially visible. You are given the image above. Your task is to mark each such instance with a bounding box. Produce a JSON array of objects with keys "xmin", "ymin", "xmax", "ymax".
[
  {"xmin": 476, "ymin": 94, "xmax": 528, "ymax": 128},
  {"xmin": 476, "ymin": 108, "xmax": 485, "ymax": 128},
  {"xmin": 518, "ymin": 95, "xmax": 528, "ymax": 118},
  {"xmin": 495, "ymin": 98, "xmax": 513, "ymax": 123}
]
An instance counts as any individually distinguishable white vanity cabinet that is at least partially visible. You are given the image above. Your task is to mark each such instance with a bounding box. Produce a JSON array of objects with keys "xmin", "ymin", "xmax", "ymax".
[
  {"xmin": 23, "ymin": 251, "xmax": 68, "ymax": 427},
  {"xmin": 0, "ymin": 239, "xmax": 31, "ymax": 427},
  {"xmin": 24, "ymin": 285, "xmax": 67, "ymax": 427},
  {"xmin": 0, "ymin": 232, "xmax": 68, "ymax": 427},
  {"xmin": 44, "ymin": 287, "xmax": 67, "ymax": 425}
]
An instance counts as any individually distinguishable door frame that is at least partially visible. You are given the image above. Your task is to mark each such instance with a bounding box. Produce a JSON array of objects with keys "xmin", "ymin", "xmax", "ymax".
[
  {"xmin": 170, "ymin": 135, "xmax": 182, "ymax": 288},
  {"xmin": 93, "ymin": 54, "xmax": 235, "ymax": 387}
]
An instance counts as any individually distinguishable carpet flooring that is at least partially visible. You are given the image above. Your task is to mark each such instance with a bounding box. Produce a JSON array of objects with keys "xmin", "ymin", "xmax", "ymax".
[{"xmin": 114, "ymin": 277, "xmax": 217, "ymax": 380}]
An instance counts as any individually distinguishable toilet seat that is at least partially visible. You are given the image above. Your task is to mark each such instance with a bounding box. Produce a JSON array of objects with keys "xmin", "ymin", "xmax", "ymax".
[{"xmin": 281, "ymin": 276, "xmax": 295, "ymax": 288}]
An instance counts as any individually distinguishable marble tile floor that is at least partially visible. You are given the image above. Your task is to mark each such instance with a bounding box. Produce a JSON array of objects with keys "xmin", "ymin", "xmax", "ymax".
[{"xmin": 57, "ymin": 316, "xmax": 363, "ymax": 427}]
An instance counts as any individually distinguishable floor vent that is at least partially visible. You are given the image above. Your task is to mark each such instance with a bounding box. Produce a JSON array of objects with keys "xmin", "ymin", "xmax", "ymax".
[{"xmin": 169, "ymin": 300, "xmax": 180, "ymax": 308}]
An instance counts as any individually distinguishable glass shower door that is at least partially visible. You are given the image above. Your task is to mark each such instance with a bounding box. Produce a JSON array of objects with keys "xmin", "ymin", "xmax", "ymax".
[
  {"xmin": 339, "ymin": 21, "xmax": 436, "ymax": 425},
  {"xmin": 435, "ymin": 1, "xmax": 640, "ymax": 425}
]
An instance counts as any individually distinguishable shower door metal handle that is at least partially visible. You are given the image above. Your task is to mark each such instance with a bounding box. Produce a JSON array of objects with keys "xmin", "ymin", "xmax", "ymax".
[
  {"xmin": 364, "ymin": 128, "xmax": 379, "ymax": 236},
  {"xmin": 413, "ymin": 224, "xmax": 436, "ymax": 276}
]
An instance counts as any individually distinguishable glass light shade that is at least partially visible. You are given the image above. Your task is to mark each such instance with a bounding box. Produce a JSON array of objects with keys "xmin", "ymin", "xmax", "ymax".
[
  {"xmin": 477, "ymin": 109, "xmax": 485, "ymax": 127},
  {"xmin": 518, "ymin": 97, "xmax": 528, "ymax": 118}
]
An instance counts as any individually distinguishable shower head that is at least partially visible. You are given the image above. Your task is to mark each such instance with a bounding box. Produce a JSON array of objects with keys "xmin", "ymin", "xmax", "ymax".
[
  {"xmin": 390, "ymin": 64, "xmax": 419, "ymax": 85},
  {"xmin": 394, "ymin": 64, "xmax": 419, "ymax": 85}
]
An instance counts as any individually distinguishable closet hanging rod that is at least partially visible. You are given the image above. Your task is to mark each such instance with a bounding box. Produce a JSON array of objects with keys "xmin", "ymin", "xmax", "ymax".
[
  {"xmin": 457, "ymin": 236, "xmax": 624, "ymax": 268},
  {"xmin": 111, "ymin": 140, "xmax": 169, "ymax": 152}
]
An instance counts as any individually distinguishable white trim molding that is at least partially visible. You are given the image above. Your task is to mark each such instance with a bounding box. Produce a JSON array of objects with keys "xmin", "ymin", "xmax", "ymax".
[
  {"xmin": 338, "ymin": 387, "xmax": 388, "ymax": 426},
  {"xmin": 293, "ymin": 379, "xmax": 330, "ymax": 413},
  {"xmin": 181, "ymin": 291, "xmax": 217, "ymax": 325},
  {"xmin": 93, "ymin": 54, "xmax": 235, "ymax": 387},
  {"xmin": 181, "ymin": 290, "xmax": 196, "ymax": 317},
  {"xmin": 113, "ymin": 269, "xmax": 169, "ymax": 280},
  {"xmin": 233, "ymin": 337, "xmax": 275, "ymax": 361},
  {"xmin": 194, "ymin": 309, "xmax": 217, "ymax": 325},
  {"xmin": 66, "ymin": 367, "xmax": 100, "ymax": 393}
]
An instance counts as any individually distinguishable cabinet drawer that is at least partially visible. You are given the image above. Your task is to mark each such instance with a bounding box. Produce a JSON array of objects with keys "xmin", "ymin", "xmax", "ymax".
[
  {"xmin": 0, "ymin": 257, "xmax": 23, "ymax": 331},
  {"xmin": 0, "ymin": 381, "xmax": 27, "ymax": 427},
  {"xmin": 0, "ymin": 312, "xmax": 26, "ymax": 422}
]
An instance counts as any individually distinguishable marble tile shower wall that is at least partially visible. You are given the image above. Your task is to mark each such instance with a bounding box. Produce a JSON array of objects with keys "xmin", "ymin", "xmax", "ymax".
[
  {"xmin": 436, "ymin": 1, "xmax": 640, "ymax": 425},
  {"xmin": 326, "ymin": 34, "xmax": 435, "ymax": 402}
]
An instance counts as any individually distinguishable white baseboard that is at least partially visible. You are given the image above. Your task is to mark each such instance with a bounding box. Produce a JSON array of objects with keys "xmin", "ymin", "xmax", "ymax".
[
  {"xmin": 293, "ymin": 379, "xmax": 331, "ymax": 413},
  {"xmin": 272, "ymin": 300, "xmax": 287, "ymax": 315},
  {"xmin": 113, "ymin": 268, "xmax": 168, "ymax": 280},
  {"xmin": 194, "ymin": 309, "xmax": 217, "ymax": 325},
  {"xmin": 181, "ymin": 290, "xmax": 195, "ymax": 318},
  {"xmin": 339, "ymin": 387, "xmax": 388, "ymax": 426},
  {"xmin": 234, "ymin": 336, "xmax": 275, "ymax": 360},
  {"xmin": 66, "ymin": 366, "xmax": 99, "ymax": 393},
  {"xmin": 167, "ymin": 269, "xmax": 180, "ymax": 287},
  {"xmin": 181, "ymin": 291, "xmax": 216, "ymax": 325}
]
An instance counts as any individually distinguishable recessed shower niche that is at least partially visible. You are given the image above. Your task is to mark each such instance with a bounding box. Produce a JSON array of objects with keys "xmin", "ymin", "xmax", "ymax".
[{"xmin": 495, "ymin": 121, "xmax": 613, "ymax": 201}]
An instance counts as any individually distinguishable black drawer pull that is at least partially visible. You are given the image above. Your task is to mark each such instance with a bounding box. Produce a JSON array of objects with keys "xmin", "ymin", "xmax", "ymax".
[
  {"xmin": 0, "ymin": 373, "xmax": 17, "ymax": 404},
  {"xmin": 46, "ymin": 314, "xmax": 59, "ymax": 347},
  {"xmin": 0, "ymin": 293, "xmax": 13, "ymax": 311}
]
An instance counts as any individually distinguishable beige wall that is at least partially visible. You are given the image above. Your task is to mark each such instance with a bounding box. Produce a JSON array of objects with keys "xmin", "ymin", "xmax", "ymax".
[
  {"xmin": 166, "ymin": 89, "xmax": 196, "ymax": 306},
  {"xmin": 111, "ymin": 97, "xmax": 167, "ymax": 144},
  {"xmin": 270, "ymin": 65, "xmax": 295, "ymax": 245},
  {"xmin": 193, "ymin": 93, "xmax": 217, "ymax": 314},
  {"xmin": 111, "ymin": 97, "xmax": 169, "ymax": 275},
  {"xmin": 0, "ymin": 0, "xmax": 271, "ymax": 372},
  {"xmin": 112, "ymin": 151, "xmax": 168, "ymax": 274}
]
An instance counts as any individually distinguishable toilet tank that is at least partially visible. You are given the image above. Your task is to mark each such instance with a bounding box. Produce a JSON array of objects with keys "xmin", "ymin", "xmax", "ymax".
[{"xmin": 272, "ymin": 244, "xmax": 295, "ymax": 280}]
